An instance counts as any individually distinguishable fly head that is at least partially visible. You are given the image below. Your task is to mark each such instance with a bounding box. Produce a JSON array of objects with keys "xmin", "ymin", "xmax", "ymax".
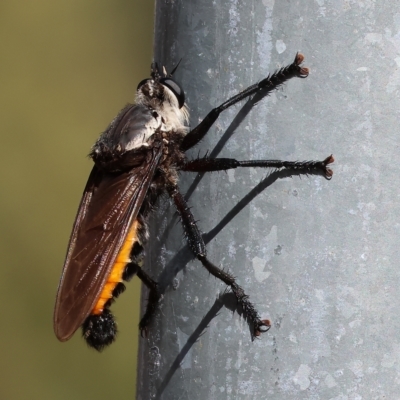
[{"xmin": 136, "ymin": 62, "xmax": 189, "ymax": 129}]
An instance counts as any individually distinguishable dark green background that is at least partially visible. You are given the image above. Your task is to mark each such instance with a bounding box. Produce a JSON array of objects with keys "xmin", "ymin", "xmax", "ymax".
[{"xmin": 0, "ymin": 2, "xmax": 154, "ymax": 398}]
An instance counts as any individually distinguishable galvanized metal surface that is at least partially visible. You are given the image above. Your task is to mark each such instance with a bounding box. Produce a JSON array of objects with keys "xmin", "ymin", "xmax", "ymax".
[{"xmin": 138, "ymin": 1, "xmax": 400, "ymax": 398}]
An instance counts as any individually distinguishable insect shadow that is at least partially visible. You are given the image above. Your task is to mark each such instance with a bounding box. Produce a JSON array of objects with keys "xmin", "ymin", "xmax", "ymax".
[
  {"xmin": 145, "ymin": 65, "xmax": 329, "ymax": 311},
  {"xmin": 157, "ymin": 65, "xmax": 296, "ymax": 244},
  {"xmin": 147, "ymin": 90, "xmax": 329, "ymax": 396},
  {"xmin": 145, "ymin": 78, "xmax": 326, "ymax": 340},
  {"xmin": 148, "ymin": 164, "xmax": 328, "ymax": 324},
  {"xmin": 154, "ymin": 293, "xmax": 229, "ymax": 399},
  {"xmin": 141, "ymin": 71, "xmax": 285, "ymax": 337}
]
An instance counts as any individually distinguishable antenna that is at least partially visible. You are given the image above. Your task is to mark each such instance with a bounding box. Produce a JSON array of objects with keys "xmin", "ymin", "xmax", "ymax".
[{"xmin": 169, "ymin": 58, "xmax": 183, "ymax": 76}]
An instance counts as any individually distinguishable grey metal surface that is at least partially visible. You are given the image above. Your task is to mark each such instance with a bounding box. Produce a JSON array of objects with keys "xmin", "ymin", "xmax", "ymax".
[{"xmin": 137, "ymin": 1, "xmax": 400, "ymax": 399}]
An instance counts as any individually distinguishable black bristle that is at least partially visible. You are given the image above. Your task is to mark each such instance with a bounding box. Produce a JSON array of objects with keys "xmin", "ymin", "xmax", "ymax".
[
  {"xmin": 112, "ymin": 282, "xmax": 126, "ymax": 298},
  {"xmin": 123, "ymin": 263, "xmax": 139, "ymax": 281},
  {"xmin": 130, "ymin": 241, "xmax": 143, "ymax": 259},
  {"xmin": 104, "ymin": 298, "xmax": 114, "ymax": 308}
]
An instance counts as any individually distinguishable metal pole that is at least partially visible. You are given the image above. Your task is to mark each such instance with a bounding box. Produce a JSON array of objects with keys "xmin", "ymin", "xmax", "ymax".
[{"xmin": 138, "ymin": 1, "xmax": 400, "ymax": 398}]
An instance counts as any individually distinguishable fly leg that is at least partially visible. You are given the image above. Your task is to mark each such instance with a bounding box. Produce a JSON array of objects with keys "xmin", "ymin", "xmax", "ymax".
[
  {"xmin": 170, "ymin": 187, "xmax": 271, "ymax": 337},
  {"xmin": 180, "ymin": 53, "xmax": 308, "ymax": 151},
  {"xmin": 182, "ymin": 155, "xmax": 334, "ymax": 179},
  {"xmin": 124, "ymin": 262, "xmax": 161, "ymax": 337},
  {"xmin": 137, "ymin": 268, "xmax": 161, "ymax": 337}
]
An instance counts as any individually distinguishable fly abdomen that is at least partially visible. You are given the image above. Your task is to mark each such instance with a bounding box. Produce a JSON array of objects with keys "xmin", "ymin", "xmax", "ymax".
[
  {"xmin": 91, "ymin": 220, "xmax": 140, "ymax": 315},
  {"xmin": 82, "ymin": 309, "xmax": 117, "ymax": 351},
  {"xmin": 82, "ymin": 219, "xmax": 145, "ymax": 350}
]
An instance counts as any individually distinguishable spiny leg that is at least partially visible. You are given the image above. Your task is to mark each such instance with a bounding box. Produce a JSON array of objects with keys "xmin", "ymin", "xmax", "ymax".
[
  {"xmin": 125, "ymin": 262, "xmax": 161, "ymax": 336},
  {"xmin": 169, "ymin": 186, "xmax": 271, "ymax": 337},
  {"xmin": 180, "ymin": 53, "xmax": 308, "ymax": 151},
  {"xmin": 181, "ymin": 155, "xmax": 334, "ymax": 179}
]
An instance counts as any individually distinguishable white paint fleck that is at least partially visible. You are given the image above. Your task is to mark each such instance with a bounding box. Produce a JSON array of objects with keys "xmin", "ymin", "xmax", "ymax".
[
  {"xmin": 206, "ymin": 68, "xmax": 215, "ymax": 78},
  {"xmin": 252, "ymin": 256, "xmax": 271, "ymax": 282},
  {"xmin": 329, "ymin": 395, "xmax": 350, "ymax": 400},
  {"xmin": 335, "ymin": 326, "xmax": 346, "ymax": 343},
  {"xmin": 356, "ymin": 67, "xmax": 368, "ymax": 71},
  {"xmin": 227, "ymin": 169, "xmax": 235, "ymax": 183},
  {"xmin": 227, "ymin": 0, "xmax": 240, "ymax": 37},
  {"xmin": 364, "ymin": 32, "xmax": 383, "ymax": 44},
  {"xmin": 257, "ymin": 0, "xmax": 274, "ymax": 77},
  {"xmin": 324, "ymin": 373, "xmax": 337, "ymax": 388},
  {"xmin": 275, "ymin": 39, "xmax": 286, "ymax": 54},
  {"xmin": 293, "ymin": 364, "xmax": 312, "ymax": 390},
  {"xmin": 386, "ymin": 57, "xmax": 400, "ymax": 92},
  {"xmin": 366, "ymin": 366, "xmax": 378, "ymax": 374},
  {"xmin": 262, "ymin": 0, "xmax": 274, "ymax": 7},
  {"xmin": 349, "ymin": 319, "xmax": 362, "ymax": 328},
  {"xmin": 348, "ymin": 360, "xmax": 364, "ymax": 378},
  {"xmin": 253, "ymin": 208, "xmax": 267, "ymax": 220},
  {"xmin": 315, "ymin": 0, "xmax": 326, "ymax": 17},
  {"xmin": 228, "ymin": 242, "xmax": 236, "ymax": 258},
  {"xmin": 238, "ymin": 380, "xmax": 259, "ymax": 394},
  {"xmin": 333, "ymin": 369, "xmax": 344, "ymax": 378},
  {"xmin": 339, "ymin": 301, "xmax": 357, "ymax": 319},
  {"xmin": 289, "ymin": 332, "xmax": 298, "ymax": 343},
  {"xmin": 381, "ymin": 353, "xmax": 396, "ymax": 368},
  {"xmin": 315, "ymin": 289, "xmax": 325, "ymax": 301}
]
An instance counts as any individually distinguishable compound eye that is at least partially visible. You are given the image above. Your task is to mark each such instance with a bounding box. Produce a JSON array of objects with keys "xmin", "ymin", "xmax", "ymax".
[
  {"xmin": 160, "ymin": 78, "xmax": 185, "ymax": 108},
  {"xmin": 137, "ymin": 78, "xmax": 150, "ymax": 91}
]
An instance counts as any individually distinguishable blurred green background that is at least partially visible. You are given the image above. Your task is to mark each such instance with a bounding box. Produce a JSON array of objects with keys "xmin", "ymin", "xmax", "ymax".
[{"xmin": 0, "ymin": 1, "xmax": 154, "ymax": 399}]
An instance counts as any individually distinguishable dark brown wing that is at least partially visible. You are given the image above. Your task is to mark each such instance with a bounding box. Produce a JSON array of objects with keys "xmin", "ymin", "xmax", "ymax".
[{"xmin": 54, "ymin": 145, "xmax": 162, "ymax": 341}]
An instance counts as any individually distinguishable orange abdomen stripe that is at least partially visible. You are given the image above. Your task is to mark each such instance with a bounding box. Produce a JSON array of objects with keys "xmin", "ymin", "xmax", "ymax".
[{"xmin": 92, "ymin": 220, "xmax": 139, "ymax": 315}]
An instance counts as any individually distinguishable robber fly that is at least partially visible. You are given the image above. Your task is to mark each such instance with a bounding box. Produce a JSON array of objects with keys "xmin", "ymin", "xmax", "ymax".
[{"xmin": 54, "ymin": 53, "xmax": 333, "ymax": 351}]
